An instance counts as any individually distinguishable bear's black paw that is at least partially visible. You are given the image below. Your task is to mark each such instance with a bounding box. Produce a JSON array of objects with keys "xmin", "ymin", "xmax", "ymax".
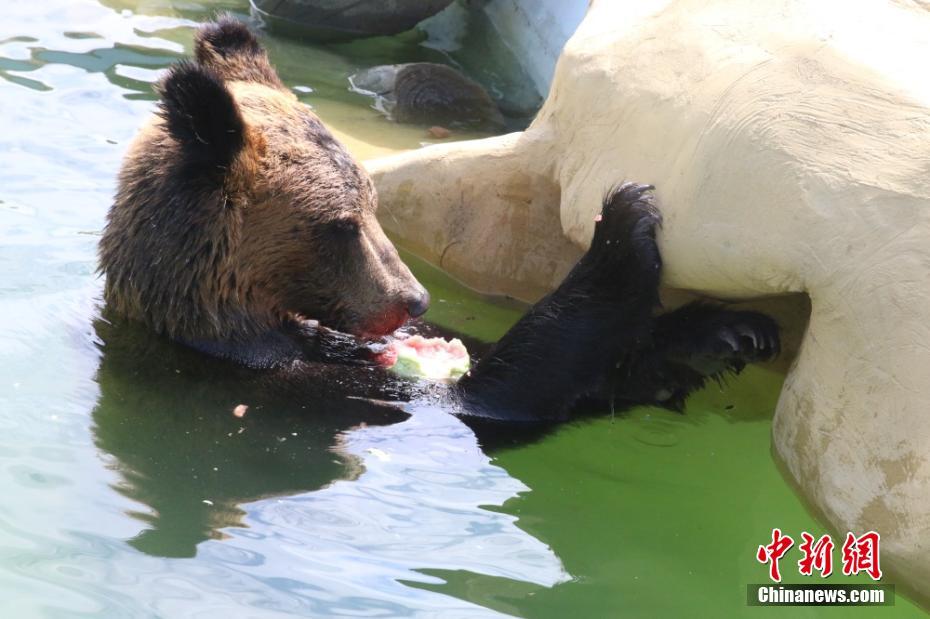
[{"xmin": 668, "ymin": 308, "xmax": 780, "ymax": 376}]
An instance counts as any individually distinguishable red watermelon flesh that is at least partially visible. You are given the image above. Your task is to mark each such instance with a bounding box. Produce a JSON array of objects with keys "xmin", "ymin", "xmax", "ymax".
[{"xmin": 374, "ymin": 335, "xmax": 470, "ymax": 380}]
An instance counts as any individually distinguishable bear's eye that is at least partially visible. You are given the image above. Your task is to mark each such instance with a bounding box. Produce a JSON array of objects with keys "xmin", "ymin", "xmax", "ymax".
[{"xmin": 328, "ymin": 218, "xmax": 360, "ymax": 237}]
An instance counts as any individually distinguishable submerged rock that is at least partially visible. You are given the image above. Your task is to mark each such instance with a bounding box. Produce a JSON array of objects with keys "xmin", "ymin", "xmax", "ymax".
[
  {"xmin": 350, "ymin": 62, "xmax": 505, "ymax": 131},
  {"xmin": 250, "ymin": 0, "xmax": 455, "ymax": 40}
]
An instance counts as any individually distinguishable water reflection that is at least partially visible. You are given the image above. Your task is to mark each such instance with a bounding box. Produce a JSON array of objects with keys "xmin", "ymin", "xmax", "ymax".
[
  {"xmin": 90, "ymin": 316, "xmax": 568, "ymax": 611},
  {"xmin": 91, "ymin": 317, "xmax": 410, "ymax": 557}
]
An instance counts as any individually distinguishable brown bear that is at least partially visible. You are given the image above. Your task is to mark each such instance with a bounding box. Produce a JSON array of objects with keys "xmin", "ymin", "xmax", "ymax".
[
  {"xmin": 100, "ymin": 17, "xmax": 781, "ymax": 424},
  {"xmin": 99, "ymin": 16, "xmax": 428, "ymax": 368}
]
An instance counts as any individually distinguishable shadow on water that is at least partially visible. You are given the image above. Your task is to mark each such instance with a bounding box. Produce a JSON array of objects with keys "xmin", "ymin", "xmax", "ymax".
[{"xmin": 91, "ymin": 316, "xmax": 413, "ymax": 558}]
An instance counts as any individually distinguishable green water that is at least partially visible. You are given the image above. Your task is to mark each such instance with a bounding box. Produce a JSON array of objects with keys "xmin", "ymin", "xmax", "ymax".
[{"xmin": 0, "ymin": 1, "xmax": 924, "ymax": 617}]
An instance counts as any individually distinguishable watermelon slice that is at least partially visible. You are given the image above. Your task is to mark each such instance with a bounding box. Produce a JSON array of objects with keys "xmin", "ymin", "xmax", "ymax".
[{"xmin": 374, "ymin": 335, "xmax": 470, "ymax": 380}]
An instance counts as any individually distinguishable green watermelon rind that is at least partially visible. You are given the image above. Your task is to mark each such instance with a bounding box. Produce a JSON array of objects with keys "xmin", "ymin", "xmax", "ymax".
[{"xmin": 389, "ymin": 339, "xmax": 470, "ymax": 381}]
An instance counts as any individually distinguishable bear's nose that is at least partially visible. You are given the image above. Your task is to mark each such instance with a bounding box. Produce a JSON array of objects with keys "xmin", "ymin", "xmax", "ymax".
[{"xmin": 406, "ymin": 289, "xmax": 430, "ymax": 318}]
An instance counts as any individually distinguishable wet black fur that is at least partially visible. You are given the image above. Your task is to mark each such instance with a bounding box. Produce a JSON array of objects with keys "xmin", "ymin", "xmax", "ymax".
[
  {"xmin": 196, "ymin": 16, "xmax": 263, "ymax": 60},
  {"xmin": 194, "ymin": 15, "xmax": 284, "ymax": 88},
  {"xmin": 158, "ymin": 61, "xmax": 245, "ymax": 171},
  {"xmin": 455, "ymin": 183, "xmax": 780, "ymax": 423}
]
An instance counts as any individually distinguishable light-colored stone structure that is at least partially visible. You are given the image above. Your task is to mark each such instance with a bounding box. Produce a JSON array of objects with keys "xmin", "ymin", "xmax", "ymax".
[{"xmin": 368, "ymin": 0, "xmax": 930, "ymax": 595}]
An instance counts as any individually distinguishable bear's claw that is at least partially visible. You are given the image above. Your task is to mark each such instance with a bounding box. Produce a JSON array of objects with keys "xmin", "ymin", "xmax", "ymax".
[{"xmin": 675, "ymin": 309, "xmax": 781, "ymax": 376}]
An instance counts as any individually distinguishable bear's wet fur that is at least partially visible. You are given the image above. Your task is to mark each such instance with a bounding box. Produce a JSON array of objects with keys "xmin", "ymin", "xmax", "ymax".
[
  {"xmin": 456, "ymin": 183, "xmax": 780, "ymax": 422},
  {"xmin": 99, "ymin": 17, "xmax": 780, "ymax": 423}
]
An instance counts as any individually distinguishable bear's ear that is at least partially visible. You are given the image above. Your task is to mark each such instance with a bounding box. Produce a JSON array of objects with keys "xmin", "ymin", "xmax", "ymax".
[
  {"xmin": 196, "ymin": 15, "xmax": 262, "ymax": 61},
  {"xmin": 157, "ymin": 60, "xmax": 245, "ymax": 171},
  {"xmin": 194, "ymin": 15, "xmax": 284, "ymax": 89}
]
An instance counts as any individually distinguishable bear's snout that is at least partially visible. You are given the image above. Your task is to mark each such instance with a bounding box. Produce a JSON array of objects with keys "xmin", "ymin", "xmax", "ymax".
[
  {"xmin": 357, "ymin": 285, "xmax": 429, "ymax": 337},
  {"xmin": 340, "ymin": 215, "xmax": 431, "ymax": 337},
  {"xmin": 405, "ymin": 287, "xmax": 430, "ymax": 318}
]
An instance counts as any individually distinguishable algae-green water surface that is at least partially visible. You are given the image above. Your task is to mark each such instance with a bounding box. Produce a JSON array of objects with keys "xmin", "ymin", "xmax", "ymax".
[{"xmin": 0, "ymin": 1, "xmax": 922, "ymax": 616}]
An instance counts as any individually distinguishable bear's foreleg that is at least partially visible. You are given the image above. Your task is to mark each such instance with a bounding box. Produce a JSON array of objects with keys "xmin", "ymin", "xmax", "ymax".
[{"xmin": 455, "ymin": 183, "xmax": 663, "ymax": 422}]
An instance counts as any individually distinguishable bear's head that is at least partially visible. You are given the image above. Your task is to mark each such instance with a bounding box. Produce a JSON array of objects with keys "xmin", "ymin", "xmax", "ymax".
[{"xmin": 99, "ymin": 17, "xmax": 429, "ymax": 344}]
